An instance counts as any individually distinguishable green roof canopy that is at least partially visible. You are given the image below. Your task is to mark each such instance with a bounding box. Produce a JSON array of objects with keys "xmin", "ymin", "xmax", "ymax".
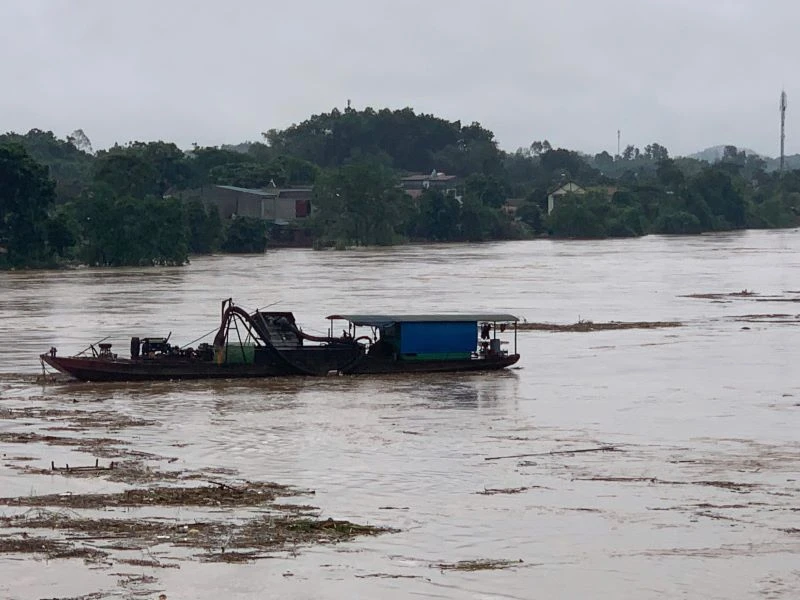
[{"xmin": 326, "ymin": 314, "xmax": 519, "ymax": 327}]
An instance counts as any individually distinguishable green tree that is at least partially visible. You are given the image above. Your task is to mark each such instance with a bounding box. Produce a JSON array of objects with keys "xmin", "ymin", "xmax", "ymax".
[
  {"xmin": 548, "ymin": 195, "xmax": 606, "ymax": 238},
  {"xmin": 209, "ymin": 162, "xmax": 282, "ymax": 188},
  {"xmin": 594, "ymin": 151, "xmax": 614, "ymax": 170},
  {"xmin": 187, "ymin": 146, "xmax": 251, "ymax": 186},
  {"xmin": 46, "ymin": 207, "xmax": 78, "ymax": 256},
  {"xmin": 517, "ymin": 201, "xmax": 544, "ymax": 234},
  {"xmin": 0, "ymin": 129, "xmax": 94, "ymax": 202},
  {"xmin": 269, "ymin": 155, "xmax": 319, "ymax": 184},
  {"xmin": 689, "ymin": 167, "xmax": 747, "ymax": 228},
  {"xmin": 76, "ymin": 193, "xmax": 187, "ymax": 266},
  {"xmin": 265, "ymin": 106, "xmax": 503, "ymax": 175},
  {"xmin": 94, "ymin": 141, "xmax": 190, "ymax": 197},
  {"xmin": 93, "ymin": 152, "xmax": 160, "ymax": 198},
  {"xmin": 412, "ymin": 189, "xmax": 462, "ymax": 241},
  {"xmin": 463, "ymin": 173, "xmax": 508, "ymax": 208},
  {"xmin": 656, "ymin": 158, "xmax": 685, "ymax": 189},
  {"xmin": 312, "ymin": 161, "xmax": 413, "ymax": 246},
  {"xmin": 0, "ymin": 143, "xmax": 57, "ymax": 266},
  {"xmin": 221, "ymin": 217, "xmax": 268, "ymax": 253},
  {"xmin": 643, "ymin": 143, "xmax": 669, "ymax": 162},
  {"xmin": 540, "ymin": 148, "xmax": 602, "ymax": 184},
  {"xmin": 622, "ymin": 145, "xmax": 637, "ymax": 161},
  {"xmin": 459, "ymin": 196, "xmax": 501, "ymax": 241},
  {"xmin": 546, "ymin": 191, "xmax": 629, "ymax": 238},
  {"xmin": 184, "ymin": 198, "xmax": 222, "ymax": 254},
  {"xmin": 652, "ymin": 210, "xmax": 702, "ymax": 234}
]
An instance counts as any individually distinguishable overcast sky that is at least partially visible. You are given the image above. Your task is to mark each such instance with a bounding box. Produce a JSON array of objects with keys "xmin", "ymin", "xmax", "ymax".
[{"xmin": 2, "ymin": 0, "xmax": 797, "ymax": 157}]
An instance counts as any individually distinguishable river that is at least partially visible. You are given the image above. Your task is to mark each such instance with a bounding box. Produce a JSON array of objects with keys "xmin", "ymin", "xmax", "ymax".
[{"xmin": 1, "ymin": 230, "xmax": 799, "ymax": 599}]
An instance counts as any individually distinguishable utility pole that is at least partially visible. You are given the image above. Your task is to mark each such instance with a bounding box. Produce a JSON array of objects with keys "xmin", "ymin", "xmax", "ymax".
[{"xmin": 617, "ymin": 129, "xmax": 621, "ymax": 159}]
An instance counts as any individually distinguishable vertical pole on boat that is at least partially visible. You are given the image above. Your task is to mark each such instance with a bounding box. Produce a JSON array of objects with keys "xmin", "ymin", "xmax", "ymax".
[
  {"xmin": 514, "ymin": 321, "xmax": 517, "ymax": 355},
  {"xmin": 233, "ymin": 317, "xmax": 246, "ymax": 362}
]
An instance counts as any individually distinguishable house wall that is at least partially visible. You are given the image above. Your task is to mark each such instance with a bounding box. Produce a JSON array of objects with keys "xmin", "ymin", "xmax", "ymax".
[
  {"xmin": 204, "ymin": 187, "xmax": 240, "ymax": 219},
  {"xmin": 547, "ymin": 194, "xmax": 557, "ymax": 215},
  {"xmin": 276, "ymin": 189, "xmax": 312, "ymax": 221},
  {"xmin": 190, "ymin": 186, "xmax": 274, "ymax": 219},
  {"xmin": 191, "ymin": 186, "xmax": 314, "ymax": 222},
  {"xmin": 547, "ymin": 183, "xmax": 585, "ymax": 214}
]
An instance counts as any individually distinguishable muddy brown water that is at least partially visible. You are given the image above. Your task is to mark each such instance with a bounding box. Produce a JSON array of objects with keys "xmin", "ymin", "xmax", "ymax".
[{"xmin": 1, "ymin": 231, "xmax": 800, "ymax": 599}]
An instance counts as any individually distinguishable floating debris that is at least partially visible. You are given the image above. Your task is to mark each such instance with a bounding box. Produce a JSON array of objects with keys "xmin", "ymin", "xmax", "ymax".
[
  {"xmin": 436, "ymin": 558, "xmax": 525, "ymax": 571},
  {"xmin": 199, "ymin": 550, "xmax": 262, "ymax": 563},
  {"xmin": 0, "ymin": 491, "xmax": 394, "ymax": 565},
  {"xmin": 683, "ymin": 290, "xmax": 756, "ymax": 300},
  {"xmin": 0, "ymin": 431, "xmax": 166, "ymax": 462},
  {"xmin": 517, "ymin": 321, "xmax": 682, "ymax": 332},
  {"xmin": 730, "ymin": 313, "xmax": 800, "ymax": 324},
  {"xmin": 575, "ymin": 476, "xmax": 758, "ymax": 492},
  {"xmin": 356, "ymin": 573, "xmax": 430, "ymax": 580},
  {"xmin": 0, "ymin": 535, "xmax": 69, "ymax": 556},
  {"xmin": 476, "ymin": 487, "xmax": 531, "ymax": 495},
  {"xmin": 0, "ymin": 406, "xmax": 157, "ymax": 429},
  {"xmin": 0, "ymin": 481, "xmax": 301, "ymax": 509},
  {"xmin": 684, "ymin": 290, "xmax": 800, "ymax": 304},
  {"xmin": 50, "ymin": 458, "xmax": 114, "ymax": 473},
  {"xmin": 485, "ymin": 445, "xmax": 621, "ymax": 461},
  {"xmin": 115, "ymin": 557, "xmax": 180, "ymax": 569}
]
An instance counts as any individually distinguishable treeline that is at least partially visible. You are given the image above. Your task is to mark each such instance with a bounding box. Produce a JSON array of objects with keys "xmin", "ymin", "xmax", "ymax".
[
  {"xmin": 2, "ymin": 107, "xmax": 800, "ymax": 269},
  {"xmin": 540, "ymin": 144, "xmax": 800, "ymax": 238},
  {"xmin": 0, "ymin": 130, "xmax": 313, "ymax": 268}
]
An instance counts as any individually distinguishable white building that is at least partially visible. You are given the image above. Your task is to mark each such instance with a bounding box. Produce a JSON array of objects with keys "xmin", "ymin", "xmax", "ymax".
[{"xmin": 547, "ymin": 182, "xmax": 585, "ymax": 214}]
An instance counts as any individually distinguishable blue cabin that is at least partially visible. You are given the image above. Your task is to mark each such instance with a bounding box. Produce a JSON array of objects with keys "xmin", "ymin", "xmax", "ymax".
[{"xmin": 326, "ymin": 313, "xmax": 519, "ymax": 361}]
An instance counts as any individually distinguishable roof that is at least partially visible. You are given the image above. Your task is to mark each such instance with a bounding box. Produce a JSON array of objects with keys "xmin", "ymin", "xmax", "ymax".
[
  {"xmin": 326, "ymin": 314, "xmax": 519, "ymax": 326},
  {"xmin": 547, "ymin": 181, "xmax": 585, "ymax": 195},
  {"xmin": 215, "ymin": 185, "xmax": 313, "ymax": 198},
  {"xmin": 401, "ymin": 173, "xmax": 459, "ymax": 182},
  {"xmin": 215, "ymin": 185, "xmax": 277, "ymax": 197},
  {"xmin": 279, "ymin": 188, "xmax": 313, "ymax": 197}
]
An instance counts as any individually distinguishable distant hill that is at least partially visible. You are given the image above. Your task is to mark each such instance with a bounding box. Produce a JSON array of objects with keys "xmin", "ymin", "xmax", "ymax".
[
  {"xmin": 685, "ymin": 145, "xmax": 765, "ymax": 162},
  {"xmin": 683, "ymin": 145, "xmax": 800, "ymax": 172},
  {"xmin": 767, "ymin": 154, "xmax": 800, "ymax": 170}
]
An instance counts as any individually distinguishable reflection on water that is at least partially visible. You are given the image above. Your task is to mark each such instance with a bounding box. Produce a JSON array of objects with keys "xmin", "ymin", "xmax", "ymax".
[{"xmin": 2, "ymin": 231, "xmax": 800, "ymax": 600}]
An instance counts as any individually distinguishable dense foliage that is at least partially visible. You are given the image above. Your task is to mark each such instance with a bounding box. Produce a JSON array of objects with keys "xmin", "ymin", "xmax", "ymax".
[
  {"xmin": 2, "ymin": 107, "xmax": 800, "ymax": 269},
  {"xmin": 264, "ymin": 106, "xmax": 503, "ymax": 176},
  {"xmin": 312, "ymin": 162, "xmax": 413, "ymax": 247},
  {"xmin": 0, "ymin": 142, "xmax": 57, "ymax": 267},
  {"xmin": 221, "ymin": 217, "xmax": 268, "ymax": 254}
]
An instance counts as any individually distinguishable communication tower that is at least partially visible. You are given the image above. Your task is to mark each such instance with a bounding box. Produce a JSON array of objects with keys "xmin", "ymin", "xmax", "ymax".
[{"xmin": 780, "ymin": 90, "xmax": 787, "ymax": 171}]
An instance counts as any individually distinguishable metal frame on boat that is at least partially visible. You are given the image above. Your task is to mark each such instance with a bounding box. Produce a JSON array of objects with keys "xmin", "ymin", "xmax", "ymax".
[{"xmin": 40, "ymin": 299, "xmax": 520, "ymax": 382}]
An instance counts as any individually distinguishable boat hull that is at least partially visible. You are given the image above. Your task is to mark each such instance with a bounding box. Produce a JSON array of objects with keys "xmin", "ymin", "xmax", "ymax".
[
  {"xmin": 41, "ymin": 352, "xmax": 520, "ymax": 382},
  {"xmin": 41, "ymin": 354, "xmax": 286, "ymax": 382},
  {"xmin": 347, "ymin": 353, "xmax": 520, "ymax": 374}
]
